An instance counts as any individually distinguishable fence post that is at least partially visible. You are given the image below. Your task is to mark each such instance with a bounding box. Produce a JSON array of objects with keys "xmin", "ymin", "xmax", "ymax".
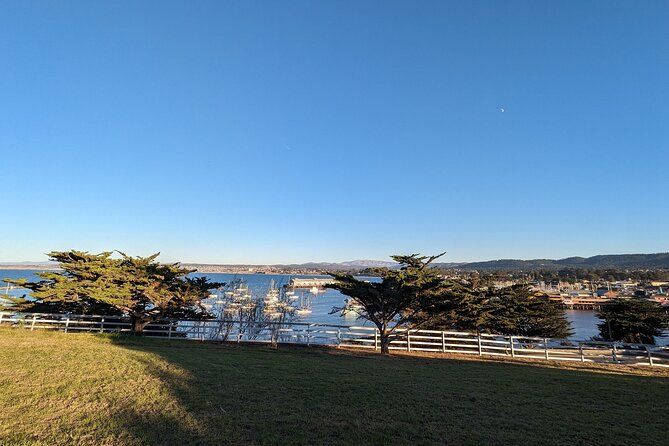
[
  {"xmin": 441, "ymin": 331, "xmax": 446, "ymax": 353},
  {"xmin": 306, "ymin": 326, "xmax": 311, "ymax": 347},
  {"xmin": 612, "ymin": 344, "xmax": 618, "ymax": 363},
  {"xmin": 579, "ymin": 343, "xmax": 585, "ymax": 362},
  {"xmin": 477, "ymin": 333, "xmax": 482, "ymax": 356},
  {"xmin": 0, "ymin": 313, "xmax": 3, "ymax": 326},
  {"xmin": 65, "ymin": 317, "xmax": 70, "ymax": 333},
  {"xmin": 406, "ymin": 329, "xmax": 411, "ymax": 352},
  {"xmin": 168, "ymin": 322, "xmax": 173, "ymax": 339},
  {"xmin": 374, "ymin": 330, "xmax": 378, "ymax": 351},
  {"xmin": 510, "ymin": 336, "xmax": 515, "ymax": 358},
  {"xmin": 645, "ymin": 346, "xmax": 654, "ymax": 366},
  {"xmin": 100, "ymin": 317, "xmax": 105, "ymax": 333},
  {"xmin": 544, "ymin": 338, "xmax": 549, "ymax": 360},
  {"xmin": 30, "ymin": 315, "xmax": 37, "ymax": 331},
  {"xmin": 336, "ymin": 328, "xmax": 341, "ymax": 348}
]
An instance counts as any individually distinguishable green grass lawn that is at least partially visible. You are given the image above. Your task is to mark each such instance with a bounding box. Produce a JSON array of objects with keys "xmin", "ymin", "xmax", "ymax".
[{"xmin": 0, "ymin": 329, "xmax": 667, "ymax": 445}]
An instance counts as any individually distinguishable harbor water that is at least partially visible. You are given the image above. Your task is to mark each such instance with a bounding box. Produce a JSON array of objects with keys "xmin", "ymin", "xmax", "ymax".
[{"xmin": 2, "ymin": 270, "xmax": 666, "ymax": 344}]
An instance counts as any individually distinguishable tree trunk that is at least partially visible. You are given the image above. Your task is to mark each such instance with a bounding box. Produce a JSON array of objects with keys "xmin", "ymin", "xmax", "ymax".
[
  {"xmin": 270, "ymin": 327, "xmax": 279, "ymax": 349},
  {"xmin": 380, "ymin": 332, "xmax": 391, "ymax": 355},
  {"xmin": 131, "ymin": 317, "xmax": 150, "ymax": 335}
]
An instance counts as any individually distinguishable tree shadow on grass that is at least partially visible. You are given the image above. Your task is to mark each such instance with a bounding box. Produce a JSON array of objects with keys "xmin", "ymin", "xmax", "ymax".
[{"xmin": 107, "ymin": 335, "xmax": 669, "ymax": 446}]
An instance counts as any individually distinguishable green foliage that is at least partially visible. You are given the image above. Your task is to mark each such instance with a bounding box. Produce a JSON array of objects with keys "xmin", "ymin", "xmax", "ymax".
[
  {"xmin": 412, "ymin": 281, "xmax": 493, "ymax": 333},
  {"xmin": 597, "ymin": 299, "xmax": 669, "ymax": 344},
  {"xmin": 486, "ymin": 285, "xmax": 572, "ymax": 338},
  {"xmin": 327, "ymin": 253, "xmax": 450, "ymax": 353},
  {"xmin": 3, "ymin": 250, "xmax": 223, "ymax": 333},
  {"xmin": 413, "ymin": 284, "xmax": 571, "ymax": 338}
]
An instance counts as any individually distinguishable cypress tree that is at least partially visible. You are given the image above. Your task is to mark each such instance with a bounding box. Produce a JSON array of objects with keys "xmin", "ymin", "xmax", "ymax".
[
  {"xmin": 327, "ymin": 253, "xmax": 449, "ymax": 354},
  {"xmin": 597, "ymin": 299, "xmax": 668, "ymax": 344},
  {"xmin": 414, "ymin": 283, "xmax": 572, "ymax": 338},
  {"xmin": 3, "ymin": 250, "xmax": 222, "ymax": 334}
]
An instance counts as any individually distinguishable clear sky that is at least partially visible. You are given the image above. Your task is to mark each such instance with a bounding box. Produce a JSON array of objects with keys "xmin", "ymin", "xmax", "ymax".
[{"xmin": 1, "ymin": 1, "xmax": 667, "ymax": 264}]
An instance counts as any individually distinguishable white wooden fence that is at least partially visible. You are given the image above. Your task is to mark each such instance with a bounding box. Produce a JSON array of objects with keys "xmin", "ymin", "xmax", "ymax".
[{"xmin": 1, "ymin": 311, "xmax": 668, "ymax": 368}]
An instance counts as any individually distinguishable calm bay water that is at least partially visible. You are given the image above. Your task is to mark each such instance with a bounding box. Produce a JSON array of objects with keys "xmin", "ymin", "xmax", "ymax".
[{"xmin": 2, "ymin": 270, "xmax": 666, "ymax": 344}]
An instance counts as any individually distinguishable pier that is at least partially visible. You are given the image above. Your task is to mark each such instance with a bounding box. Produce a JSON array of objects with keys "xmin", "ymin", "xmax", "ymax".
[
  {"xmin": 561, "ymin": 297, "xmax": 612, "ymax": 310},
  {"xmin": 289, "ymin": 277, "xmax": 335, "ymax": 288}
]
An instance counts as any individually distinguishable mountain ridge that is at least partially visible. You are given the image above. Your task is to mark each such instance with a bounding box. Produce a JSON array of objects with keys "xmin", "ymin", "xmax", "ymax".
[
  {"xmin": 438, "ymin": 253, "xmax": 669, "ymax": 271},
  {"xmin": 2, "ymin": 253, "xmax": 668, "ymax": 272}
]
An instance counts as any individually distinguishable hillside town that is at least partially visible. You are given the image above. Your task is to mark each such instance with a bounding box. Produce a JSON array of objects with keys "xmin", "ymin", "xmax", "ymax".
[{"xmin": 529, "ymin": 279, "xmax": 669, "ymax": 309}]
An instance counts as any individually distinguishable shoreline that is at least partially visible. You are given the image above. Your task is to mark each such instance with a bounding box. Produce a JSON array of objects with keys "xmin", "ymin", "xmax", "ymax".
[{"xmin": 0, "ymin": 265, "xmax": 340, "ymax": 275}]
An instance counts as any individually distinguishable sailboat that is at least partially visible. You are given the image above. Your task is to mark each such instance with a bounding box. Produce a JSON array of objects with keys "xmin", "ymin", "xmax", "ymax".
[
  {"xmin": 295, "ymin": 293, "xmax": 312, "ymax": 317},
  {"xmin": 263, "ymin": 279, "xmax": 280, "ymax": 305},
  {"xmin": 295, "ymin": 308, "xmax": 312, "ymax": 316}
]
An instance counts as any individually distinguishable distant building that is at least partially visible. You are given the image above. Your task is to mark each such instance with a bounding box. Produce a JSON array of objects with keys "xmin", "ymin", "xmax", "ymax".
[
  {"xmin": 650, "ymin": 295, "xmax": 669, "ymax": 307},
  {"xmin": 650, "ymin": 281, "xmax": 669, "ymax": 287}
]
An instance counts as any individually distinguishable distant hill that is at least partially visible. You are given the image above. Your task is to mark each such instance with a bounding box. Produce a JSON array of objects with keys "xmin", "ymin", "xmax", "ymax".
[
  {"xmin": 3, "ymin": 253, "xmax": 668, "ymax": 273},
  {"xmin": 0, "ymin": 261, "xmax": 56, "ymax": 270},
  {"xmin": 338, "ymin": 260, "xmax": 399, "ymax": 268},
  {"xmin": 438, "ymin": 253, "xmax": 669, "ymax": 271}
]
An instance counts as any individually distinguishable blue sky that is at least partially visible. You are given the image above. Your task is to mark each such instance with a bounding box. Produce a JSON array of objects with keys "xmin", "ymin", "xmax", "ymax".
[{"xmin": 1, "ymin": 1, "xmax": 667, "ymax": 264}]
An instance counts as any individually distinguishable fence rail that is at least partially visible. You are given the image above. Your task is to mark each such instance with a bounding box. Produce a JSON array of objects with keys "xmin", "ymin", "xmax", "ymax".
[{"xmin": 1, "ymin": 311, "xmax": 667, "ymax": 368}]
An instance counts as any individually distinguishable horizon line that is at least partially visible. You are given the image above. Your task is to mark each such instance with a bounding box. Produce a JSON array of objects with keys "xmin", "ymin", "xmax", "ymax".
[{"xmin": 1, "ymin": 251, "xmax": 668, "ymax": 267}]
